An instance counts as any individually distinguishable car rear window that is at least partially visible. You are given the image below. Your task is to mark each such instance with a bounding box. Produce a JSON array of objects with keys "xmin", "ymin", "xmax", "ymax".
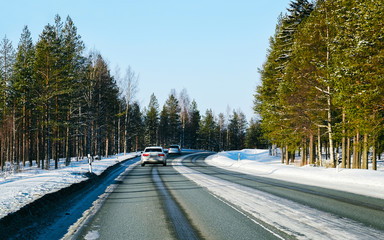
[
  {"xmin": 170, "ymin": 145, "xmax": 179, "ymax": 148},
  {"xmin": 145, "ymin": 148, "xmax": 162, "ymax": 152}
]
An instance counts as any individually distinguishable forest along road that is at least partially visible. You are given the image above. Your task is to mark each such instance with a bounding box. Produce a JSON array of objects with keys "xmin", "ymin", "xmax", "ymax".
[{"xmin": 72, "ymin": 152, "xmax": 384, "ymax": 240}]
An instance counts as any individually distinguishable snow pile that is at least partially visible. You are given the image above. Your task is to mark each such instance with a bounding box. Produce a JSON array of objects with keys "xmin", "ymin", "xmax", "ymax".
[
  {"xmin": 0, "ymin": 153, "xmax": 138, "ymax": 219},
  {"xmin": 206, "ymin": 149, "xmax": 384, "ymax": 199}
]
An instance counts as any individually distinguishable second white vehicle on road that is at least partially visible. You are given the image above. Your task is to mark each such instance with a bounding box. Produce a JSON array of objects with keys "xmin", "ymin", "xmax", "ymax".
[
  {"xmin": 168, "ymin": 145, "xmax": 181, "ymax": 155},
  {"xmin": 141, "ymin": 146, "xmax": 167, "ymax": 166}
]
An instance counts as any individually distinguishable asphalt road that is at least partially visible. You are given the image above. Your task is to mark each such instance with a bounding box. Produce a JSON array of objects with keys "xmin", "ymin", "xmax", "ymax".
[
  {"xmin": 75, "ymin": 152, "xmax": 384, "ymax": 240},
  {"xmin": 76, "ymin": 153, "xmax": 287, "ymax": 240}
]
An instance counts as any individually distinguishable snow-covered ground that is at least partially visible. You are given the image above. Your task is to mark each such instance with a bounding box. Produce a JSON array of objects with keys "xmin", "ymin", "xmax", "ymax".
[
  {"xmin": 0, "ymin": 153, "xmax": 138, "ymax": 220},
  {"xmin": 205, "ymin": 149, "xmax": 384, "ymax": 199}
]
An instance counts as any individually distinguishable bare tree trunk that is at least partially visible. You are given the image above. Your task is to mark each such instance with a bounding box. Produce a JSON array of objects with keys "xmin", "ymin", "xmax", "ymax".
[
  {"xmin": 353, "ymin": 134, "xmax": 357, "ymax": 169},
  {"xmin": 346, "ymin": 137, "xmax": 351, "ymax": 168},
  {"xmin": 22, "ymin": 97, "xmax": 26, "ymax": 167},
  {"xmin": 285, "ymin": 145, "xmax": 289, "ymax": 165},
  {"xmin": 105, "ymin": 137, "xmax": 109, "ymax": 158},
  {"xmin": 37, "ymin": 126, "xmax": 40, "ymax": 169},
  {"xmin": 341, "ymin": 109, "xmax": 346, "ymax": 168},
  {"xmin": 372, "ymin": 139, "xmax": 377, "ymax": 170},
  {"xmin": 118, "ymin": 105, "xmax": 121, "ymax": 154},
  {"xmin": 317, "ymin": 127, "xmax": 322, "ymax": 166},
  {"xmin": 309, "ymin": 133, "xmax": 314, "ymax": 165},
  {"xmin": 45, "ymin": 107, "xmax": 51, "ymax": 170},
  {"xmin": 0, "ymin": 136, "xmax": 3, "ymax": 171},
  {"xmin": 356, "ymin": 131, "xmax": 360, "ymax": 169},
  {"xmin": 362, "ymin": 133, "xmax": 368, "ymax": 169},
  {"xmin": 302, "ymin": 141, "xmax": 307, "ymax": 166},
  {"xmin": 65, "ymin": 110, "xmax": 71, "ymax": 166},
  {"xmin": 281, "ymin": 144, "xmax": 284, "ymax": 164}
]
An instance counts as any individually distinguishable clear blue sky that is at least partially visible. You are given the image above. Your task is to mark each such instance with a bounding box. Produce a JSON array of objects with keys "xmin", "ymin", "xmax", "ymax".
[{"xmin": 1, "ymin": 0, "xmax": 291, "ymax": 120}]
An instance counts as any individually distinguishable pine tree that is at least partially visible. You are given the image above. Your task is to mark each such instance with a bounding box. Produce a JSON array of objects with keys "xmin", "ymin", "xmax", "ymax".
[
  {"xmin": 61, "ymin": 16, "xmax": 85, "ymax": 165},
  {"xmin": 198, "ymin": 109, "xmax": 217, "ymax": 151},
  {"xmin": 165, "ymin": 90, "xmax": 181, "ymax": 145},
  {"xmin": 145, "ymin": 93, "xmax": 159, "ymax": 146},
  {"xmin": 0, "ymin": 35, "xmax": 16, "ymax": 171},
  {"xmin": 10, "ymin": 26, "xmax": 35, "ymax": 168},
  {"xmin": 245, "ymin": 119, "xmax": 267, "ymax": 149},
  {"xmin": 188, "ymin": 100, "xmax": 200, "ymax": 149},
  {"xmin": 255, "ymin": 0, "xmax": 313, "ymax": 156},
  {"xmin": 228, "ymin": 110, "xmax": 247, "ymax": 150},
  {"xmin": 129, "ymin": 102, "xmax": 144, "ymax": 152},
  {"xmin": 159, "ymin": 104, "xmax": 169, "ymax": 147}
]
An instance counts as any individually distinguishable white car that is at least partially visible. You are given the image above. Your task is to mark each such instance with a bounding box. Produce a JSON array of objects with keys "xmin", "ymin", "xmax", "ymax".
[
  {"xmin": 168, "ymin": 145, "xmax": 181, "ymax": 155},
  {"xmin": 141, "ymin": 146, "xmax": 167, "ymax": 166}
]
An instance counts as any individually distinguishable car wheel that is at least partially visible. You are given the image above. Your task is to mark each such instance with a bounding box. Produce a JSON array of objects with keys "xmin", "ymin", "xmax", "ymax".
[
  {"xmin": 163, "ymin": 162, "xmax": 166, "ymax": 166},
  {"xmin": 141, "ymin": 163, "xmax": 145, "ymax": 167}
]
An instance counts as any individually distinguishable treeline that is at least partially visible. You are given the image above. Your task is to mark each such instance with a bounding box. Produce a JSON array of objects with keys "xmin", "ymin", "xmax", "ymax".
[
  {"xmin": 0, "ymin": 15, "xmax": 266, "ymax": 172},
  {"xmin": 143, "ymin": 91, "xmax": 266, "ymax": 152},
  {"xmin": 255, "ymin": 0, "xmax": 384, "ymax": 170}
]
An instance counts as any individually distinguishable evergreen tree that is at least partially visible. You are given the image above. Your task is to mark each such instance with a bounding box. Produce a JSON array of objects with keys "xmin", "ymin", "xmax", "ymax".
[
  {"xmin": 245, "ymin": 119, "xmax": 267, "ymax": 149},
  {"xmin": 198, "ymin": 109, "xmax": 217, "ymax": 151},
  {"xmin": 165, "ymin": 90, "xmax": 181, "ymax": 144},
  {"xmin": 10, "ymin": 26, "xmax": 35, "ymax": 167},
  {"xmin": 228, "ymin": 110, "xmax": 247, "ymax": 150},
  {"xmin": 129, "ymin": 102, "xmax": 144, "ymax": 151},
  {"xmin": 0, "ymin": 35, "xmax": 15, "ymax": 171},
  {"xmin": 145, "ymin": 93, "xmax": 159, "ymax": 146},
  {"xmin": 187, "ymin": 100, "xmax": 200, "ymax": 149},
  {"xmin": 159, "ymin": 104, "xmax": 169, "ymax": 147}
]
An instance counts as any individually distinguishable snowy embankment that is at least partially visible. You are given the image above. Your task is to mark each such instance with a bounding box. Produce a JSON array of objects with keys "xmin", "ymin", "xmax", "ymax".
[
  {"xmin": 0, "ymin": 153, "xmax": 138, "ymax": 220},
  {"xmin": 205, "ymin": 149, "xmax": 384, "ymax": 199}
]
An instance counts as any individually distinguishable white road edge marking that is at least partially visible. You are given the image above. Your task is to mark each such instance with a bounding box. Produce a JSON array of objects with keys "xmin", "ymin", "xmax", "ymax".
[
  {"xmin": 173, "ymin": 154, "xmax": 285, "ymax": 240},
  {"xmin": 61, "ymin": 159, "xmax": 141, "ymax": 240}
]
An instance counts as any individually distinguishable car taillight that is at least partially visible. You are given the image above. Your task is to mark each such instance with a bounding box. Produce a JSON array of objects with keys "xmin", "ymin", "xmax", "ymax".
[
  {"xmin": 143, "ymin": 153, "xmax": 149, "ymax": 156},
  {"xmin": 158, "ymin": 154, "xmax": 165, "ymax": 157}
]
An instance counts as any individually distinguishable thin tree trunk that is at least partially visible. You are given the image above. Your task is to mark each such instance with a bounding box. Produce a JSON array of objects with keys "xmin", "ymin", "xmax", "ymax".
[
  {"xmin": 372, "ymin": 139, "xmax": 377, "ymax": 171},
  {"xmin": 302, "ymin": 141, "xmax": 307, "ymax": 166},
  {"xmin": 309, "ymin": 133, "xmax": 314, "ymax": 165},
  {"xmin": 281, "ymin": 144, "xmax": 284, "ymax": 164},
  {"xmin": 118, "ymin": 105, "xmax": 121, "ymax": 154},
  {"xmin": 22, "ymin": 97, "xmax": 26, "ymax": 167},
  {"xmin": 13, "ymin": 111, "xmax": 18, "ymax": 172},
  {"xmin": 341, "ymin": 109, "xmax": 346, "ymax": 168},
  {"xmin": 285, "ymin": 145, "xmax": 289, "ymax": 165},
  {"xmin": 0, "ymin": 136, "xmax": 3, "ymax": 171},
  {"xmin": 65, "ymin": 110, "xmax": 71, "ymax": 166},
  {"xmin": 124, "ymin": 104, "xmax": 129, "ymax": 156},
  {"xmin": 346, "ymin": 137, "xmax": 351, "ymax": 168},
  {"xmin": 317, "ymin": 127, "xmax": 322, "ymax": 166},
  {"xmin": 362, "ymin": 133, "xmax": 368, "ymax": 169},
  {"xmin": 45, "ymin": 106, "xmax": 50, "ymax": 170},
  {"xmin": 356, "ymin": 131, "xmax": 360, "ymax": 169},
  {"xmin": 353, "ymin": 134, "xmax": 357, "ymax": 169},
  {"xmin": 105, "ymin": 137, "xmax": 109, "ymax": 158}
]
